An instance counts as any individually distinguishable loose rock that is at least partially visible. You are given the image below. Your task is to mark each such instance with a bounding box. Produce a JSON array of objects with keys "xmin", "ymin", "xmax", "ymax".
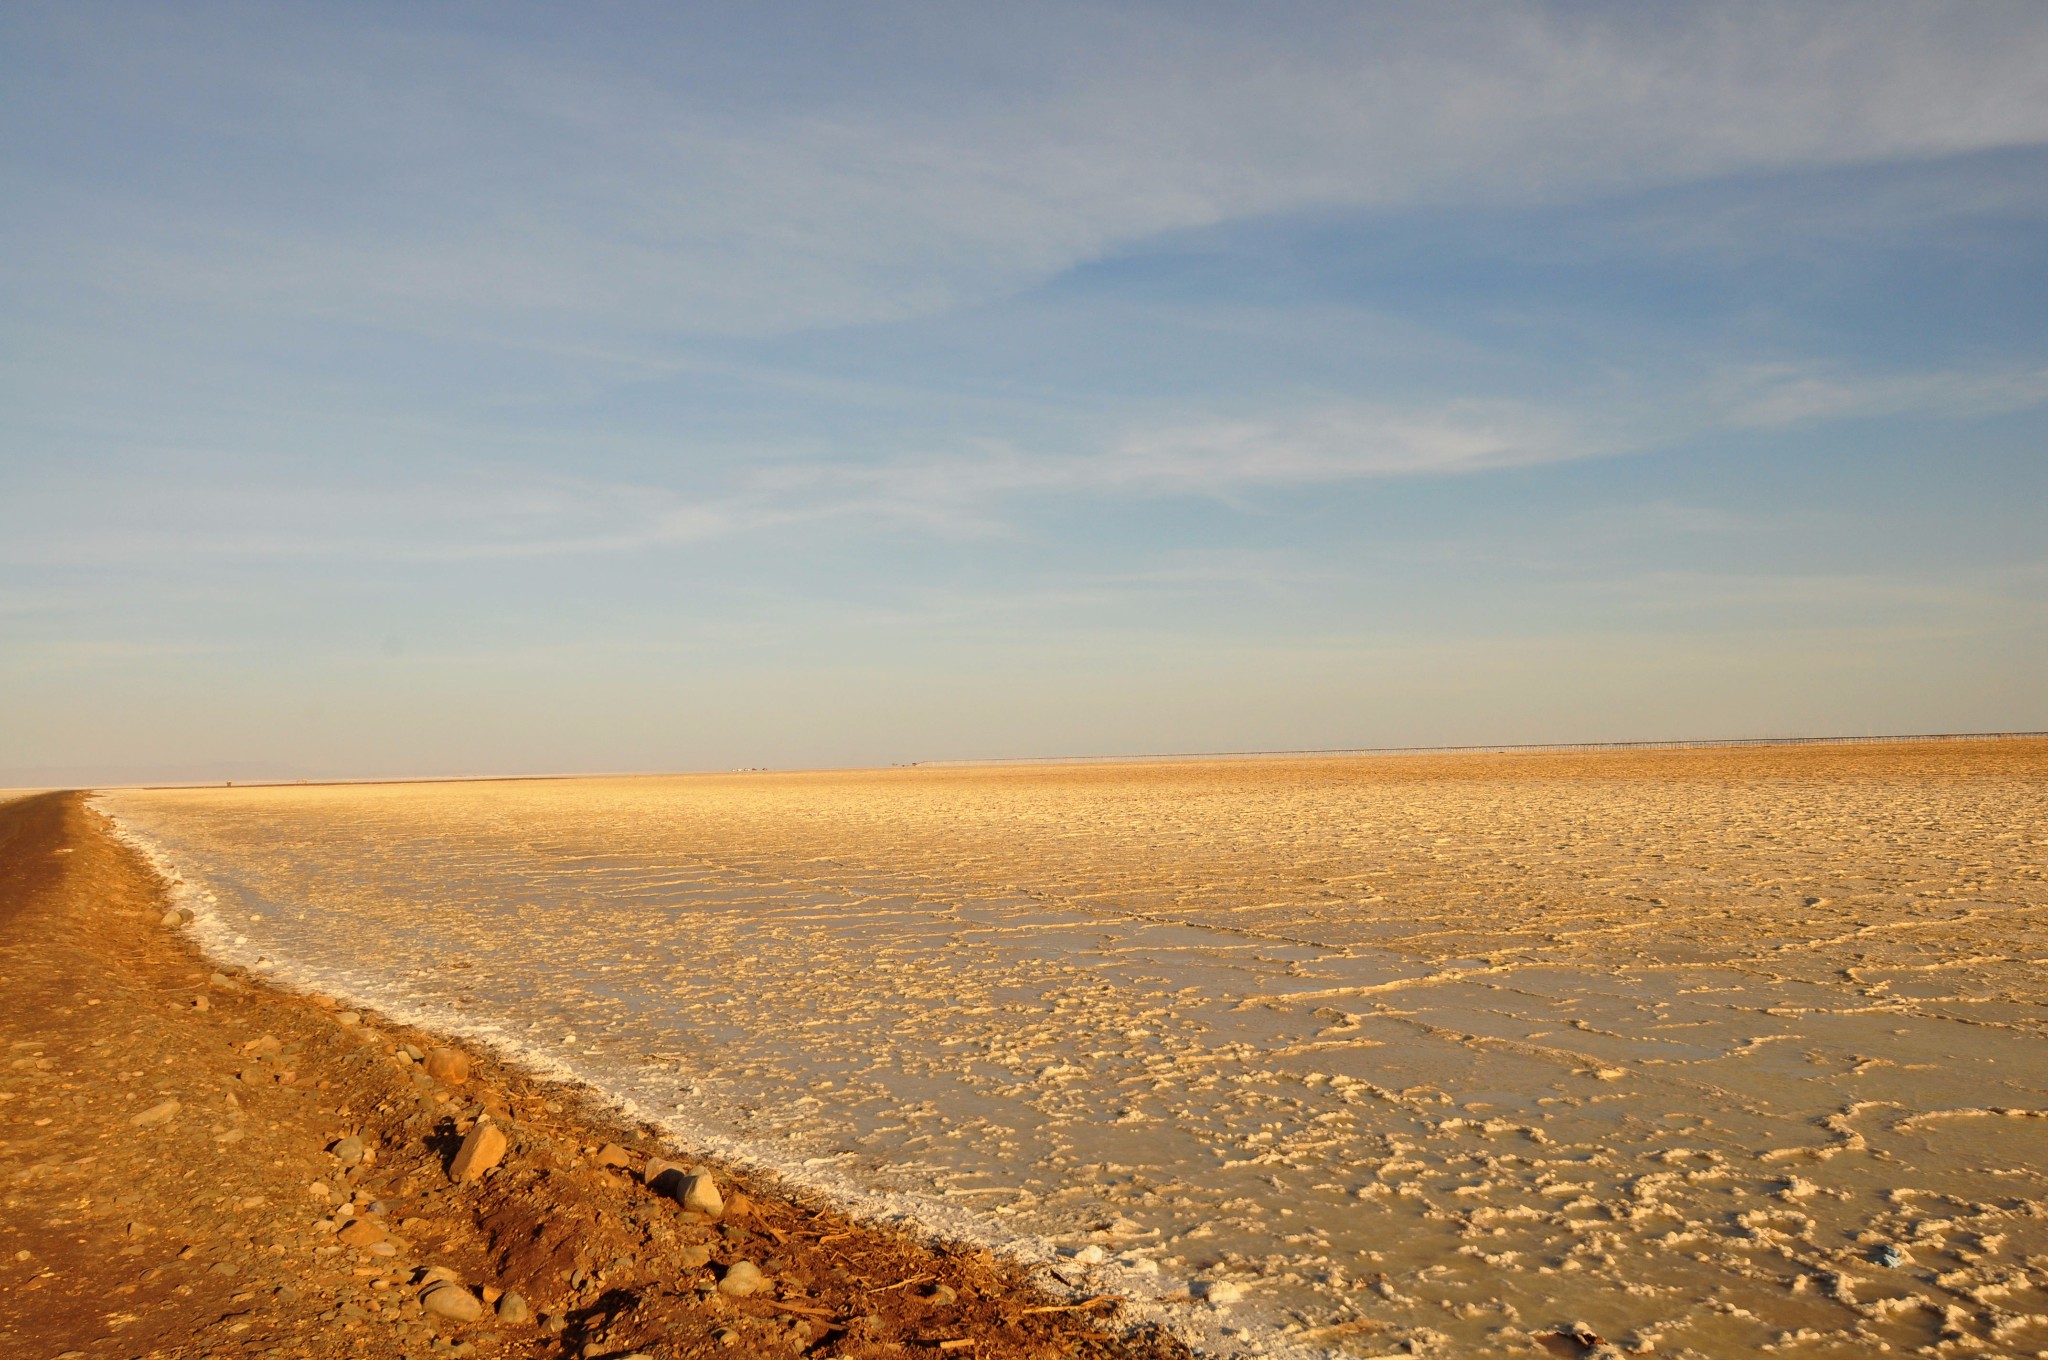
[
  {"xmin": 424, "ymin": 1048, "xmax": 470, "ymax": 1085},
  {"xmin": 129, "ymin": 1098, "xmax": 180, "ymax": 1128},
  {"xmin": 644, "ymin": 1157, "xmax": 684, "ymax": 1198},
  {"xmin": 336, "ymin": 1218, "xmax": 385, "ymax": 1247},
  {"xmin": 330, "ymin": 1135, "xmax": 365, "ymax": 1167},
  {"xmin": 717, "ymin": 1259, "xmax": 766, "ymax": 1297},
  {"xmin": 677, "ymin": 1243, "xmax": 712, "ymax": 1270},
  {"xmin": 450, "ymin": 1119, "xmax": 507, "ymax": 1183},
  {"xmin": 594, "ymin": 1143, "xmax": 632, "ymax": 1168},
  {"xmin": 495, "ymin": 1290, "xmax": 531, "ymax": 1324},
  {"xmin": 679, "ymin": 1171, "xmax": 724, "ymax": 1218},
  {"xmin": 422, "ymin": 1282, "xmax": 484, "ymax": 1322}
]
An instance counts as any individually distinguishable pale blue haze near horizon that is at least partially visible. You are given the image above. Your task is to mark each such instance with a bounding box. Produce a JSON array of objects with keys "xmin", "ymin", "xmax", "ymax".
[{"xmin": 3, "ymin": 1, "xmax": 2046, "ymax": 784}]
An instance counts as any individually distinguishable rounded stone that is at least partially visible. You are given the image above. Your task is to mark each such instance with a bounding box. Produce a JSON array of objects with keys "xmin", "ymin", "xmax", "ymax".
[
  {"xmin": 422, "ymin": 1283, "xmax": 484, "ymax": 1322},
  {"xmin": 717, "ymin": 1260, "xmax": 766, "ymax": 1298},
  {"xmin": 424, "ymin": 1048, "xmax": 471, "ymax": 1085}
]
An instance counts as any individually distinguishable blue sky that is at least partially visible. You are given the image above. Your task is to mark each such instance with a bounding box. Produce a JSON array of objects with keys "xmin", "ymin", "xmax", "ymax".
[{"xmin": 4, "ymin": 1, "xmax": 2046, "ymax": 782}]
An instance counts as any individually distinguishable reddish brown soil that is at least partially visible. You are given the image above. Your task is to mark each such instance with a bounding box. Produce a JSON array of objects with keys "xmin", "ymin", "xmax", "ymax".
[{"xmin": 0, "ymin": 792, "xmax": 1188, "ymax": 1360}]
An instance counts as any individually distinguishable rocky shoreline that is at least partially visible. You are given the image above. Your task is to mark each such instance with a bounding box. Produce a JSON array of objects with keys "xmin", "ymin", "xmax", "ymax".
[{"xmin": 0, "ymin": 792, "xmax": 1189, "ymax": 1360}]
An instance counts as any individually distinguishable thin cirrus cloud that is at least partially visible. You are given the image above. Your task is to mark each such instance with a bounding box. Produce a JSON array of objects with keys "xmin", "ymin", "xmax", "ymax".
[
  {"xmin": 0, "ymin": 398, "xmax": 1604, "ymax": 563},
  {"xmin": 749, "ymin": 360, "xmax": 2048, "ymax": 537},
  {"xmin": 1711, "ymin": 364, "xmax": 2048, "ymax": 429},
  {"xmin": 19, "ymin": 359, "xmax": 2045, "ymax": 566},
  {"xmin": 768, "ymin": 402, "xmax": 1602, "ymax": 529},
  {"xmin": 15, "ymin": 2, "xmax": 2048, "ymax": 339}
]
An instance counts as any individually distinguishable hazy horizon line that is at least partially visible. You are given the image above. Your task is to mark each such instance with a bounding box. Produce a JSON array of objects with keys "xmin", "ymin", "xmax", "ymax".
[{"xmin": 24, "ymin": 727, "xmax": 2043, "ymax": 795}]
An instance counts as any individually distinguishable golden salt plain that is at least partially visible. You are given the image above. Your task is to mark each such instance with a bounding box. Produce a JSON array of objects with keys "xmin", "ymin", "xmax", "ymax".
[{"xmin": 101, "ymin": 739, "xmax": 2048, "ymax": 1357}]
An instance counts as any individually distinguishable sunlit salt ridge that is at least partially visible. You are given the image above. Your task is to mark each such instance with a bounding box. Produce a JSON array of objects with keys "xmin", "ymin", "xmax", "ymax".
[{"xmin": 94, "ymin": 744, "xmax": 2048, "ymax": 1357}]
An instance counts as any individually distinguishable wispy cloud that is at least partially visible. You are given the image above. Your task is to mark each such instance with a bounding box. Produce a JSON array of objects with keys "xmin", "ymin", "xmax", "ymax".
[
  {"xmin": 11, "ymin": 349, "xmax": 2044, "ymax": 567},
  {"xmin": 15, "ymin": 2, "xmax": 2048, "ymax": 339},
  {"xmin": 761, "ymin": 400, "xmax": 1604, "ymax": 528},
  {"xmin": 1709, "ymin": 364, "xmax": 2048, "ymax": 428},
  {"xmin": 745, "ymin": 358, "xmax": 2048, "ymax": 536}
]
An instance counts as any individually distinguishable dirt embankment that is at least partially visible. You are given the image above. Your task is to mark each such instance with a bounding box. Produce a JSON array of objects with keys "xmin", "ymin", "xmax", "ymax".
[{"xmin": 0, "ymin": 792, "xmax": 1186, "ymax": 1360}]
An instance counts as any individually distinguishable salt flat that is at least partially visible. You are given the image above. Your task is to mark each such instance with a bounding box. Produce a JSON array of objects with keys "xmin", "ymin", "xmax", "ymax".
[{"xmin": 99, "ymin": 739, "xmax": 2048, "ymax": 1357}]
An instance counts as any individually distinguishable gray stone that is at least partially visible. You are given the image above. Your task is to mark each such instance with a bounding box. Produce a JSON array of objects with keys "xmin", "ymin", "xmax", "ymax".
[
  {"xmin": 330, "ymin": 1135, "xmax": 365, "ymax": 1167},
  {"xmin": 494, "ymin": 1290, "xmax": 530, "ymax": 1324}
]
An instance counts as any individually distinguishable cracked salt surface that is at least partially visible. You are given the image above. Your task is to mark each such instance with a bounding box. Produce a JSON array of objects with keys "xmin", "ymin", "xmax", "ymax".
[{"xmin": 97, "ymin": 740, "xmax": 2048, "ymax": 1357}]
